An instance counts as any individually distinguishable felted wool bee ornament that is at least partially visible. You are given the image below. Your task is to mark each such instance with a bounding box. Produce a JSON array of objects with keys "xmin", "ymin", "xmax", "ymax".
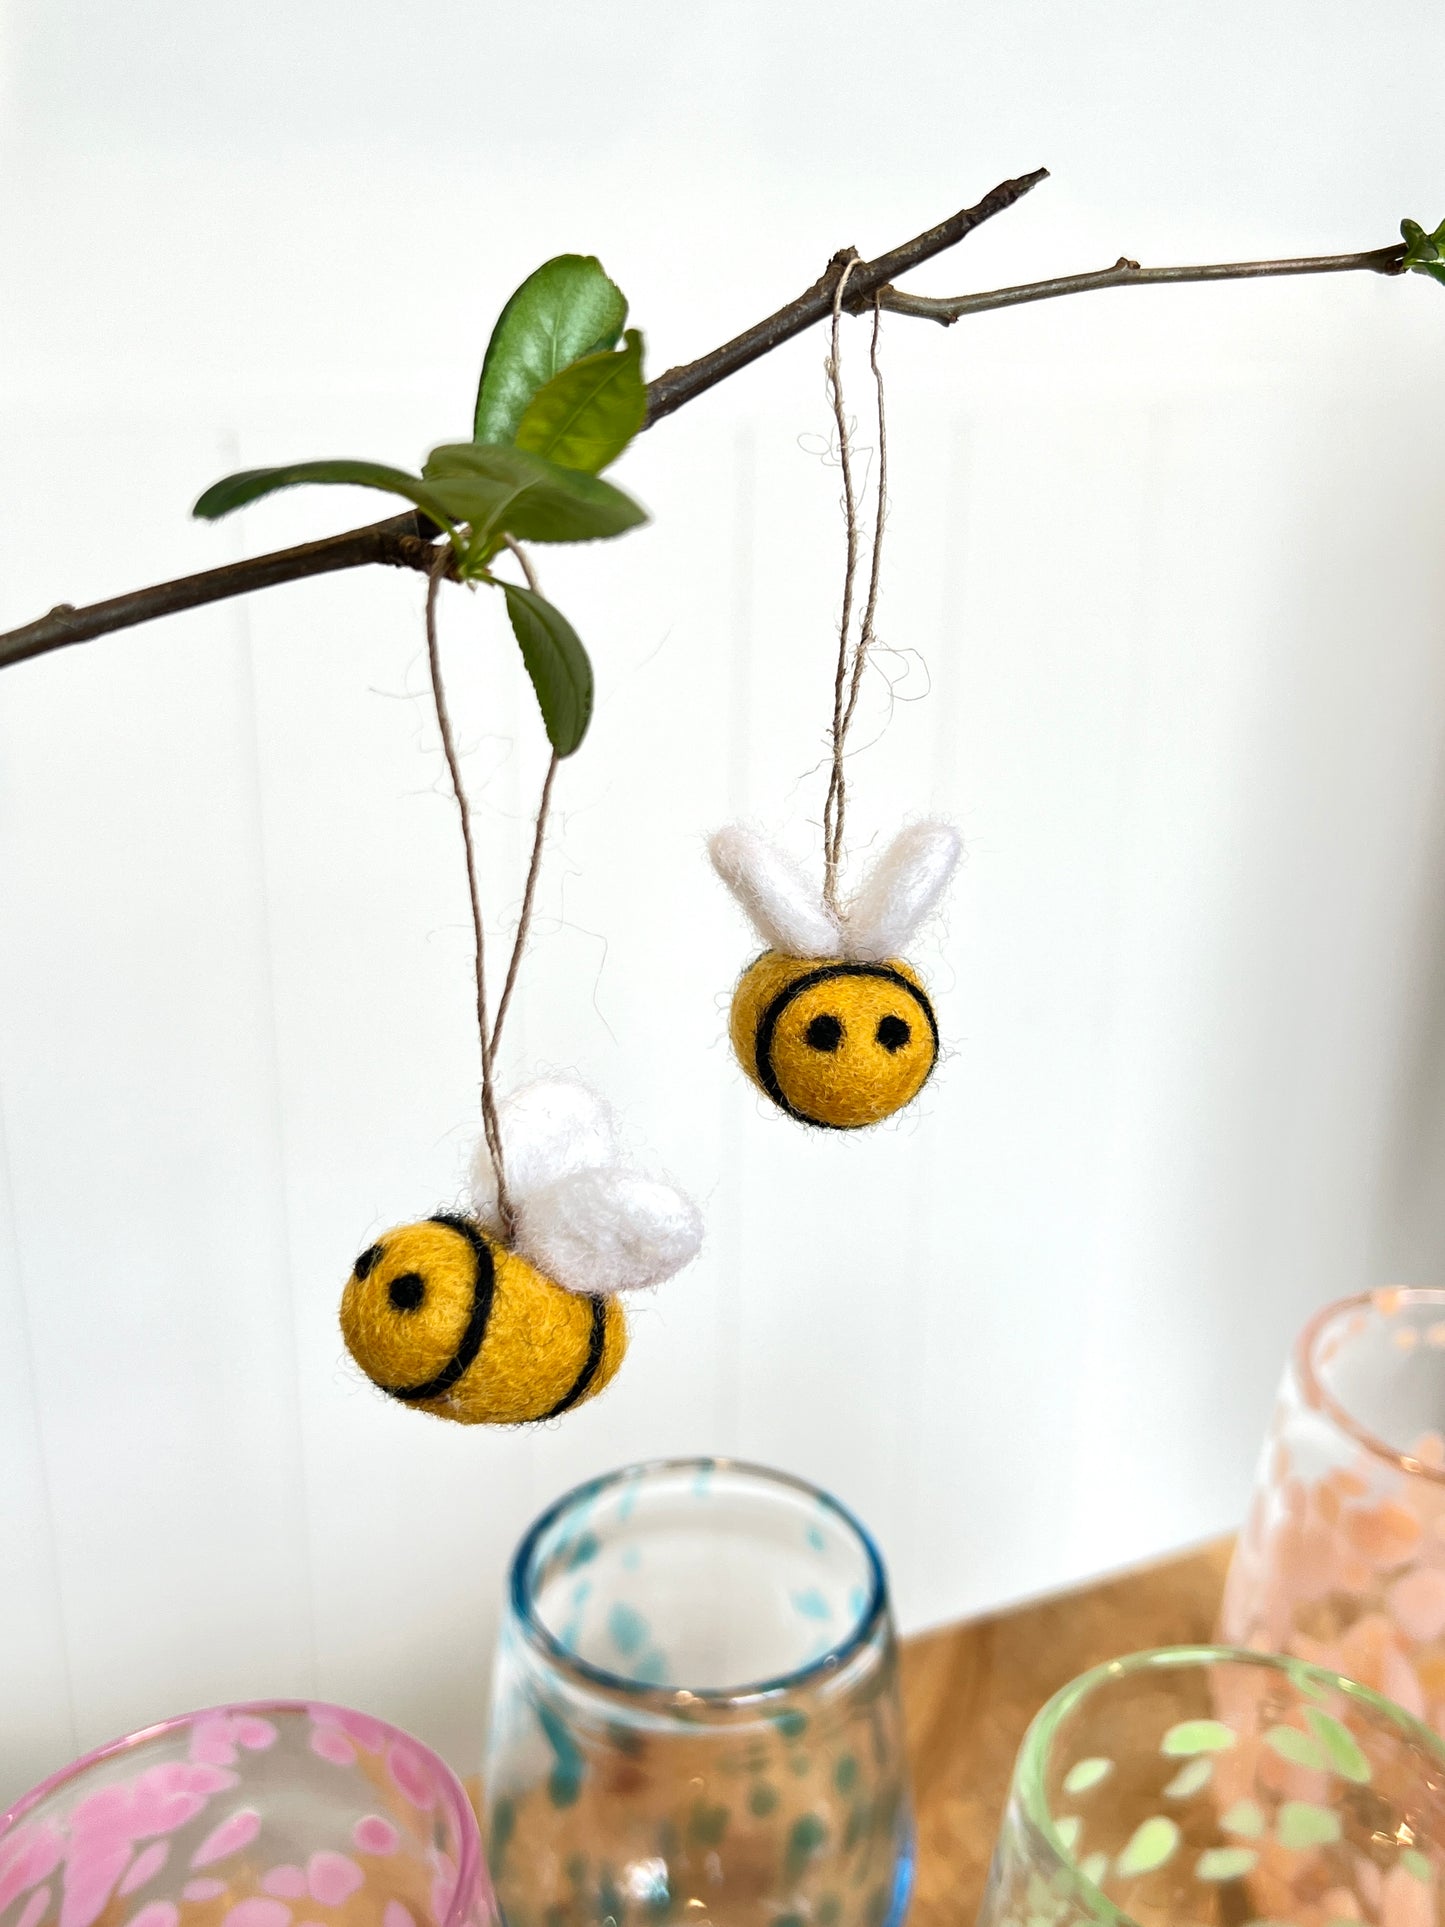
[
  {"xmin": 341, "ymin": 1079, "xmax": 702, "ymax": 1424},
  {"xmin": 710, "ymin": 822, "xmax": 962, "ymax": 1130},
  {"xmin": 707, "ymin": 273, "xmax": 964, "ymax": 1130}
]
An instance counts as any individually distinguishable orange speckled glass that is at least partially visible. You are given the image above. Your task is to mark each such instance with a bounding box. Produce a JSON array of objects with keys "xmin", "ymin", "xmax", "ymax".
[{"xmin": 1222, "ymin": 1288, "xmax": 1445, "ymax": 1730}]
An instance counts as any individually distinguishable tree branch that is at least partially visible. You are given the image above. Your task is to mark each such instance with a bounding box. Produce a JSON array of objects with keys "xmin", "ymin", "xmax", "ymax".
[
  {"xmin": 0, "ymin": 515, "xmax": 440, "ymax": 670},
  {"xmin": 643, "ymin": 167, "xmax": 1049, "ymax": 419},
  {"xmin": 0, "ymin": 171, "xmax": 1048, "ymax": 672},
  {"xmin": 875, "ymin": 241, "xmax": 1406, "ymax": 324},
  {"xmin": 0, "ymin": 184, "xmax": 1411, "ymax": 674}
]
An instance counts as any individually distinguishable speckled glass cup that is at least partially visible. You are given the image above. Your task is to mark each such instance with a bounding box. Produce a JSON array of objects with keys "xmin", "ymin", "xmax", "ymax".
[
  {"xmin": 1222, "ymin": 1288, "xmax": 1445, "ymax": 1729},
  {"xmin": 483, "ymin": 1458, "xmax": 913, "ymax": 1927},
  {"xmin": 0, "ymin": 1702, "xmax": 497, "ymax": 1927},
  {"xmin": 977, "ymin": 1645, "xmax": 1445, "ymax": 1927}
]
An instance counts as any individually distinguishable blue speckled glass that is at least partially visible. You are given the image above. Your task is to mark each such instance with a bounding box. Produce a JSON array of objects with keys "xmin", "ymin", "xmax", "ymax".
[{"xmin": 483, "ymin": 1458, "xmax": 914, "ymax": 1927}]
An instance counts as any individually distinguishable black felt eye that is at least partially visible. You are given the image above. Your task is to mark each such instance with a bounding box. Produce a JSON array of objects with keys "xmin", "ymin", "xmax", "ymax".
[
  {"xmin": 353, "ymin": 1243, "xmax": 383, "ymax": 1280},
  {"xmin": 805, "ymin": 1012, "xmax": 844, "ymax": 1052},
  {"xmin": 876, "ymin": 1015, "xmax": 910, "ymax": 1053},
  {"xmin": 388, "ymin": 1272, "xmax": 426, "ymax": 1313}
]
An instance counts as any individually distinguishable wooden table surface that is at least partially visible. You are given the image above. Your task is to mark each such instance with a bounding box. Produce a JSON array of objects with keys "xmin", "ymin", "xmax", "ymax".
[{"xmin": 900, "ymin": 1537, "xmax": 1233, "ymax": 1927}]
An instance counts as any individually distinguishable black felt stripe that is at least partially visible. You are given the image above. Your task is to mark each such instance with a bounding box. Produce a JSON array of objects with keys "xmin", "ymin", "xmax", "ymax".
[
  {"xmin": 381, "ymin": 1214, "xmax": 496, "ymax": 1403},
  {"xmin": 754, "ymin": 961, "xmax": 939, "ymax": 1130},
  {"xmin": 540, "ymin": 1297, "xmax": 609, "ymax": 1419}
]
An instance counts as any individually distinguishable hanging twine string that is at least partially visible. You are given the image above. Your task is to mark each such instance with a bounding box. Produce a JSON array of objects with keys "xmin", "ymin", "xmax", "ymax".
[
  {"xmin": 836, "ymin": 298, "xmax": 888, "ymax": 833},
  {"xmin": 821, "ymin": 260, "xmax": 890, "ymax": 916},
  {"xmin": 491, "ymin": 754, "xmax": 556, "ymax": 1060},
  {"xmin": 424, "ymin": 548, "xmax": 512, "ymax": 1236},
  {"xmin": 820, "ymin": 257, "xmax": 860, "ymax": 916},
  {"xmin": 491, "ymin": 531, "xmax": 559, "ymax": 1062},
  {"xmin": 423, "ymin": 540, "xmax": 561, "ymax": 1242}
]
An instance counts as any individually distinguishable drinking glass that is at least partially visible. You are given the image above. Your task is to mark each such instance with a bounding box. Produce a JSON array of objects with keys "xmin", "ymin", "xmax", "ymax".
[
  {"xmin": 483, "ymin": 1458, "xmax": 913, "ymax": 1927},
  {"xmin": 0, "ymin": 1700, "xmax": 497, "ymax": 1927},
  {"xmin": 1222, "ymin": 1288, "xmax": 1445, "ymax": 1729},
  {"xmin": 978, "ymin": 1644, "xmax": 1445, "ymax": 1927}
]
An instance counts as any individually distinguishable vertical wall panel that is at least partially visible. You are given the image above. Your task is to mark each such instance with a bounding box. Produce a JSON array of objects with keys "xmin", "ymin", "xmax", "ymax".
[
  {"xmin": 4, "ymin": 0, "xmax": 1445, "ymax": 1806},
  {"xmin": 0, "ymin": 422, "xmax": 315, "ymax": 1762}
]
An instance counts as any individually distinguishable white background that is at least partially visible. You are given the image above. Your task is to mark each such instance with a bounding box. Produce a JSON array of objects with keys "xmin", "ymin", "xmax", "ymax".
[{"xmin": 5, "ymin": 0, "xmax": 1445, "ymax": 1807}]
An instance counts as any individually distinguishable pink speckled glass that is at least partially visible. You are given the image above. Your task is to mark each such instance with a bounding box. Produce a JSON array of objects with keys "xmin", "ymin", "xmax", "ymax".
[
  {"xmin": 1223, "ymin": 1288, "xmax": 1445, "ymax": 1732},
  {"xmin": 0, "ymin": 1703, "xmax": 497, "ymax": 1927}
]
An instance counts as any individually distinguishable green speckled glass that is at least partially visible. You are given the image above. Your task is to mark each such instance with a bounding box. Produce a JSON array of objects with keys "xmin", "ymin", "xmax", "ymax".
[
  {"xmin": 978, "ymin": 1645, "xmax": 1445, "ymax": 1927},
  {"xmin": 483, "ymin": 1459, "xmax": 912, "ymax": 1927}
]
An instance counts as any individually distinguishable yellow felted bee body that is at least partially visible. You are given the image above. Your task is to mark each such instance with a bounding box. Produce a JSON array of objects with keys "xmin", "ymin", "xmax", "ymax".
[
  {"xmin": 710, "ymin": 822, "xmax": 961, "ymax": 1131},
  {"xmin": 340, "ymin": 1080, "xmax": 701, "ymax": 1428},
  {"xmin": 729, "ymin": 951, "xmax": 939, "ymax": 1129},
  {"xmin": 341, "ymin": 1214, "xmax": 627, "ymax": 1426}
]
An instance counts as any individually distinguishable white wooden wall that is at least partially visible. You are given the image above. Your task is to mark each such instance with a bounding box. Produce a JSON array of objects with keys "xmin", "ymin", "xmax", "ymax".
[{"xmin": 5, "ymin": 0, "xmax": 1445, "ymax": 1807}]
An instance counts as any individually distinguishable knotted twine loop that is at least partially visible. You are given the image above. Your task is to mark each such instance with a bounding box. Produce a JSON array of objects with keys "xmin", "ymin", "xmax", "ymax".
[
  {"xmin": 821, "ymin": 258, "xmax": 890, "ymax": 919},
  {"xmin": 423, "ymin": 540, "xmax": 561, "ymax": 1245}
]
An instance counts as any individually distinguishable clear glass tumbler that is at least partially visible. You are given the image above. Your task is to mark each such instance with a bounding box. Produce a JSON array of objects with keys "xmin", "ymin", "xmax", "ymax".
[
  {"xmin": 1222, "ymin": 1287, "xmax": 1445, "ymax": 1728},
  {"xmin": 978, "ymin": 1644, "xmax": 1445, "ymax": 1927},
  {"xmin": 483, "ymin": 1458, "xmax": 913, "ymax": 1927},
  {"xmin": 0, "ymin": 1700, "xmax": 497, "ymax": 1927}
]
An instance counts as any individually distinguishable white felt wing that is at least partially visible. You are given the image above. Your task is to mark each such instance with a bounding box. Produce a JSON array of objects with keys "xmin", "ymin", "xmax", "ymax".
[
  {"xmin": 515, "ymin": 1169, "xmax": 704, "ymax": 1296},
  {"xmin": 842, "ymin": 820, "xmax": 963, "ymax": 961},
  {"xmin": 708, "ymin": 825, "xmax": 842, "ymax": 959},
  {"xmin": 469, "ymin": 1077, "xmax": 619, "ymax": 1219}
]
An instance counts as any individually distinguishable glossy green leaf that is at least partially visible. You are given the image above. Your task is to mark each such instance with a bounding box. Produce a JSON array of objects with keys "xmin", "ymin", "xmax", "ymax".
[
  {"xmin": 193, "ymin": 459, "xmax": 458, "ymax": 529},
  {"xmin": 502, "ymin": 582, "xmax": 594, "ymax": 756},
  {"xmin": 1401, "ymin": 218, "xmax": 1445, "ymax": 284},
  {"xmin": 424, "ymin": 442, "xmax": 646, "ymax": 556},
  {"xmin": 514, "ymin": 330, "xmax": 646, "ymax": 473},
  {"xmin": 474, "ymin": 255, "xmax": 627, "ymax": 446}
]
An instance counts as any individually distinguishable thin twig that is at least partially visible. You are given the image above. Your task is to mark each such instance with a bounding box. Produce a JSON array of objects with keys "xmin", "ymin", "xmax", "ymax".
[
  {"xmin": 0, "ymin": 514, "xmax": 444, "ymax": 670},
  {"xmin": 0, "ymin": 172, "xmax": 1048, "ymax": 672},
  {"xmin": 423, "ymin": 550, "xmax": 513, "ymax": 1240},
  {"xmin": 645, "ymin": 169, "xmax": 1050, "ymax": 420},
  {"xmin": 830, "ymin": 295, "xmax": 890, "ymax": 882},
  {"xmin": 875, "ymin": 241, "xmax": 1406, "ymax": 325},
  {"xmin": 822, "ymin": 257, "xmax": 862, "ymax": 916}
]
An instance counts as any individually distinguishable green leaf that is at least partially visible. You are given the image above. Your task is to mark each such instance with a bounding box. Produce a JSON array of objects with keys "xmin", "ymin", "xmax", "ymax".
[
  {"xmin": 1115, "ymin": 1816, "xmax": 1179, "ymax": 1878},
  {"xmin": 1304, "ymin": 1708, "xmax": 1372, "ymax": 1784},
  {"xmin": 474, "ymin": 255, "xmax": 627, "ymax": 446},
  {"xmin": 514, "ymin": 329, "xmax": 646, "ymax": 474},
  {"xmin": 193, "ymin": 459, "xmax": 458, "ymax": 529},
  {"xmin": 1264, "ymin": 1724, "xmax": 1326, "ymax": 1771},
  {"xmin": 1400, "ymin": 216, "xmax": 1445, "ymax": 282},
  {"xmin": 1161, "ymin": 1720, "xmax": 1236, "ymax": 1757},
  {"xmin": 423, "ymin": 442, "xmax": 646, "ymax": 561},
  {"xmin": 502, "ymin": 581, "xmax": 594, "ymax": 756}
]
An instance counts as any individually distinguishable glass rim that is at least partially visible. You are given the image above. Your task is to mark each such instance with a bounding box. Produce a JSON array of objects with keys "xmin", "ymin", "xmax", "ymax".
[
  {"xmin": 0, "ymin": 1697, "xmax": 484, "ymax": 1927},
  {"xmin": 1013, "ymin": 1644, "xmax": 1445, "ymax": 1927},
  {"xmin": 1295, "ymin": 1286, "xmax": 1445, "ymax": 1484},
  {"xmin": 508, "ymin": 1455, "xmax": 888, "ymax": 1708}
]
